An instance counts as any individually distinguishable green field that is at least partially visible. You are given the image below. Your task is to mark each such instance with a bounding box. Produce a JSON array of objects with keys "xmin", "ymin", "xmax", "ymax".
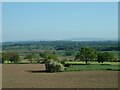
[
  {"xmin": 65, "ymin": 61, "xmax": 119, "ymax": 71},
  {"xmin": 65, "ymin": 61, "xmax": 119, "ymax": 65}
]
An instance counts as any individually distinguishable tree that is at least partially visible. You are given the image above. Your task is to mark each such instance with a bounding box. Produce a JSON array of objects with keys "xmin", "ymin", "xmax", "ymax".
[
  {"xmin": 97, "ymin": 52, "xmax": 104, "ymax": 63},
  {"xmin": 39, "ymin": 52, "xmax": 59, "ymax": 62},
  {"xmin": 104, "ymin": 52, "xmax": 114, "ymax": 62},
  {"xmin": 2, "ymin": 52, "xmax": 20, "ymax": 64},
  {"xmin": 2, "ymin": 52, "xmax": 9, "ymax": 63},
  {"xmin": 47, "ymin": 54, "xmax": 59, "ymax": 61},
  {"xmin": 39, "ymin": 52, "xmax": 47, "ymax": 58},
  {"xmin": 97, "ymin": 52, "xmax": 114, "ymax": 63},
  {"xmin": 65, "ymin": 51, "xmax": 73, "ymax": 56},
  {"xmin": 75, "ymin": 47, "xmax": 97, "ymax": 64},
  {"xmin": 9, "ymin": 53, "xmax": 20, "ymax": 63},
  {"xmin": 24, "ymin": 53, "xmax": 37, "ymax": 63}
]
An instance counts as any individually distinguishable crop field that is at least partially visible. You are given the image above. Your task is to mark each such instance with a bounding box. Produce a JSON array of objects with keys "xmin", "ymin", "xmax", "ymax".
[
  {"xmin": 2, "ymin": 64, "xmax": 118, "ymax": 88},
  {"xmin": 2, "ymin": 1, "xmax": 119, "ymax": 89}
]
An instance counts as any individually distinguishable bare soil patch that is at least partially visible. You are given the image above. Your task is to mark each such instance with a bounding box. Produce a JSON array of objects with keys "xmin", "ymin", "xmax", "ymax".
[{"xmin": 2, "ymin": 64, "xmax": 118, "ymax": 88}]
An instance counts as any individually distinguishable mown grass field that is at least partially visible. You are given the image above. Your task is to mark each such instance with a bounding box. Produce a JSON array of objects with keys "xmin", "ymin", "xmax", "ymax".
[
  {"xmin": 65, "ymin": 64, "xmax": 119, "ymax": 71},
  {"xmin": 65, "ymin": 61, "xmax": 119, "ymax": 71},
  {"xmin": 2, "ymin": 64, "xmax": 118, "ymax": 88},
  {"xmin": 65, "ymin": 61, "xmax": 119, "ymax": 65}
]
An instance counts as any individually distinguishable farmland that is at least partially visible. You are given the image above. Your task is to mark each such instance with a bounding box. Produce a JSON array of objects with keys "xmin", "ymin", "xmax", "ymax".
[
  {"xmin": 2, "ymin": 64, "xmax": 118, "ymax": 88},
  {"xmin": 2, "ymin": 2, "xmax": 119, "ymax": 89},
  {"xmin": 0, "ymin": 64, "xmax": 2, "ymax": 89},
  {"xmin": 64, "ymin": 61, "xmax": 119, "ymax": 71},
  {"xmin": 2, "ymin": 41, "xmax": 119, "ymax": 88},
  {"xmin": 2, "ymin": 41, "xmax": 119, "ymax": 63}
]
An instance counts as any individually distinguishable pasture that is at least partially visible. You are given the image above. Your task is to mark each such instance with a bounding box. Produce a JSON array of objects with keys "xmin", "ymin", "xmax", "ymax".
[
  {"xmin": 2, "ymin": 64, "xmax": 118, "ymax": 88},
  {"xmin": 64, "ymin": 61, "xmax": 119, "ymax": 71}
]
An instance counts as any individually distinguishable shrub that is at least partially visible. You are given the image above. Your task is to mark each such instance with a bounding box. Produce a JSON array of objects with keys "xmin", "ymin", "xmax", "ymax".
[
  {"xmin": 60, "ymin": 60, "xmax": 65, "ymax": 66},
  {"xmin": 2, "ymin": 52, "xmax": 20, "ymax": 64},
  {"xmin": 45, "ymin": 59, "xmax": 64, "ymax": 72}
]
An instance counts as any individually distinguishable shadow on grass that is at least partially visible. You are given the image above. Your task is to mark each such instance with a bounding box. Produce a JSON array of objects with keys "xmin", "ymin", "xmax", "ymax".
[{"xmin": 26, "ymin": 70, "xmax": 47, "ymax": 73}]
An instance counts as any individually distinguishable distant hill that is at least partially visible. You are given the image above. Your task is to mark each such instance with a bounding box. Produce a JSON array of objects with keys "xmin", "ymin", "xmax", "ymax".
[
  {"xmin": 63, "ymin": 37, "xmax": 117, "ymax": 41},
  {"xmin": 2, "ymin": 37, "xmax": 118, "ymax": 43}
]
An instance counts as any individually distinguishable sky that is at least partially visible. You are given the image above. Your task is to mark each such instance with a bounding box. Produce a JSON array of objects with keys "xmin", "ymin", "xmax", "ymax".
[
  {"xmin": 0, "ymin": 3, "xmax": 2, "ymax": 42},
  {"xmin": 2, "ymin": 2, "xmax": 118, "ymax": 42}
]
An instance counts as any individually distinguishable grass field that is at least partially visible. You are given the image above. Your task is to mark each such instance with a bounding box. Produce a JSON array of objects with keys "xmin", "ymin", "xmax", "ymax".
[
  {"xmin": 2, "ymin": 64, "xmax": 118, "ymax": 88},
  {"xmin": 65, "ymin": 61, "xmax": 119, "ymax": 71},
  {"xmin": 65, "ymin": 61, "xmax": 119, "ymax": 65},
  {"xmin": 65, "ymin": 65, "xmax": 119, "ymax": 71}
]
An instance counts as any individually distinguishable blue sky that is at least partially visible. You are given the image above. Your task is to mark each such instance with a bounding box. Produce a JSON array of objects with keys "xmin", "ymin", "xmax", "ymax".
[
  {"xmin": 2, "ymin": 2, "xmax": 118, "ymax": 41},
  {"xmin": 0, "ymin": 3, "xmax": 1, "ymax": 42}
]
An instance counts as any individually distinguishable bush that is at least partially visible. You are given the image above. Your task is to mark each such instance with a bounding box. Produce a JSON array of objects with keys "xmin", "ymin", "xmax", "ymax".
[
  {"xmin": 2, "ymin": 52, "xmax": 20, "ymax": 64},
  {"xmin": 45, "ymin": 59, "xmax": 64, "ymax": 72}
]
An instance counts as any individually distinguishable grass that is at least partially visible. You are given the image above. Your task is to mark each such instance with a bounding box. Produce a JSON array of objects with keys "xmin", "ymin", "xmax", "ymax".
[
  {"xmin": 65, "ymin": 61, "xmax": 119, "ymax": 65},
  {"xmin": 64, "ymin": 61, "xmax": 119, "ymax": 71},
  {"xmin": 65, "ymin": 64, "xmax": 119, "ymax": 71}
]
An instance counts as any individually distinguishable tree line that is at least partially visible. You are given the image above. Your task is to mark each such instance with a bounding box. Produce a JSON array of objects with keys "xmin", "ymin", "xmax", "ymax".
[
  {"xmin": 2, "ymin": 47, "xmax": 117, "ymax": 64},
  {"xmin": 3, "ymin": 41, "xmax": 118, "ymax": 52},
  {"xmin": 75, "ymin": 47, "xmax": 116, "ymax": 64}
]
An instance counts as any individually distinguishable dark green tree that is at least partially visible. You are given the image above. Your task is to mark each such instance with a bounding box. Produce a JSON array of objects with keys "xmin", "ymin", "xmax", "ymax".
[
  {"xmin": 75, "ymin": 47, "xmax": 97, "ymax": 64},
  {"xmin": 65, "ymin": 51, "xmax": 73, "ymax": 56},
  {"xmin": 97, "ymin": 52, "xmax": 104, "ymax": 63},
  {"xmin": 97, "ymin": 52, "xmax": 114, "ymax": 63},
  {"xmin": 39, "ymin": 52, "xmax": 59, "ymax": 61},
  {"xmin": 39, "ymin": 52, "xmax": 47, "ymax": 58},
  {"xmin": 9, "ymin": 53, "xmax": 20, "ymax": 63},
  {"xmin": 2, "ymin": 52, "xmax": 9, "ymax": 63},
  {"xmin": 24, "ymin": 53, "xmax": 37, "ymax": 63},
  {"xmin": 2, "ymin": 52, "xmax": 20, "ymax": 64}
]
